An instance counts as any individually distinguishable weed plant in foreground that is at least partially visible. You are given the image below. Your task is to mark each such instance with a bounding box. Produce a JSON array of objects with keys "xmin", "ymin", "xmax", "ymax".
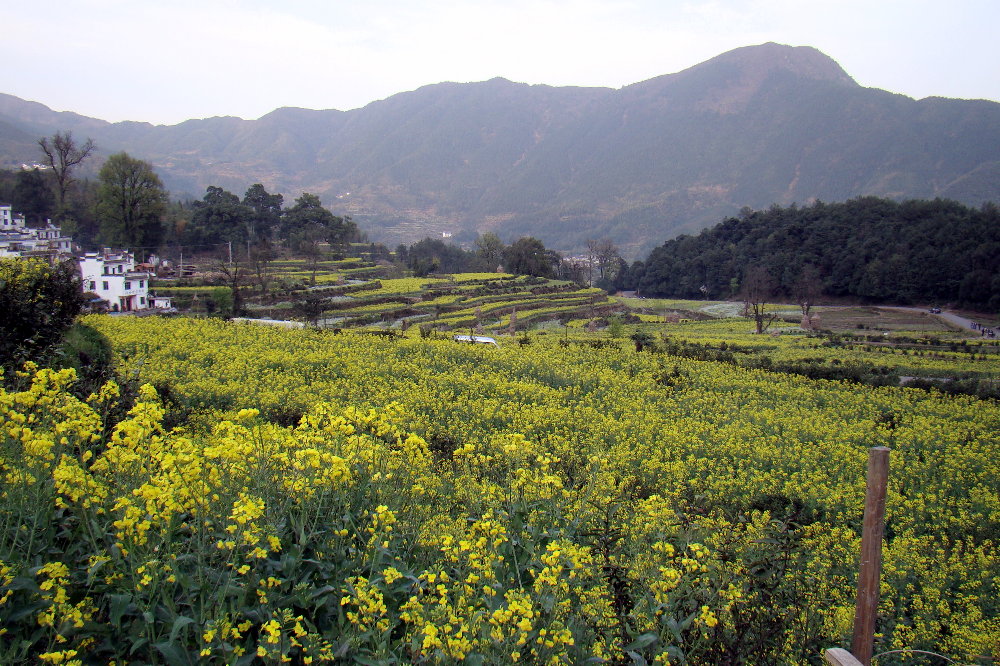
[{"xmin": 1, "ymin": 316, "xmax": 998, "ymax": 664}]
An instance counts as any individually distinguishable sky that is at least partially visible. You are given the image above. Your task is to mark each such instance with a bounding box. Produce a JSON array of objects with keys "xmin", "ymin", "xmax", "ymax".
[{"xmin": 5, "ymin": 0, "xmax": 999, "ymax": 126}]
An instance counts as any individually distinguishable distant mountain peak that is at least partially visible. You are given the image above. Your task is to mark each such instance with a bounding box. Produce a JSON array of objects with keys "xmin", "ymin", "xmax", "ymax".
[
  {"xmin": 708, "ymin": 42, "xmax": 857, "ymax": 85},
  {"xmin": 625, "ymin": 42, "xmax": 857, "ymax": 112}
]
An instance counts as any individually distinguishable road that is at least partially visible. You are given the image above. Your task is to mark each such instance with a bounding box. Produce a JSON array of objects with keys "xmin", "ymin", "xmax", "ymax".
[{"xmin": 936, "ymin": 310, "xmax": 981, "ymax": 332}]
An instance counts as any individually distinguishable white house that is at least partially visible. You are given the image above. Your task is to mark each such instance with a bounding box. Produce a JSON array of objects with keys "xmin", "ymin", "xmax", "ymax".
[
  {"xmin": 0, "ymin": 203, "xmax": 16, "ymax": 229},
  {"xmin": 0, "ymin": 203, "xmax": 74, "ymax": 261},
  {"xmin": 151, "ymin": 295, "xmax": 174, "ymax": 310},
  {"xmin": 79, "ymin": 248, "xmax": 153, "ymax": 312}
]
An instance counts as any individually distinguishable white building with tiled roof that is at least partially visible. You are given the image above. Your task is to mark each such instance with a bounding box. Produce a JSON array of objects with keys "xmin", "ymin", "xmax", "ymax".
[
  {"xmin": 0, "ymin": 203, "xmax": 74, "ymax": 261},
  {"xmin": 79, "ymin": 248, "xmax": 153, "ymax": 312}
]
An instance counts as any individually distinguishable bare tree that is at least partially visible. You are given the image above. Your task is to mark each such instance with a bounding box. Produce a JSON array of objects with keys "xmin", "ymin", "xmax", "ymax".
[
  {"xmin": 741, "ymin": 265, "xmax": 777, "ymax": 334},
  {"xmin": 290, "ymin": 224, "xmax": 326, "ymax": 285},
  {"xmin": 249, "ymin": 240, "xmax": 277, "ymax": 295},
  {"xmin": 586, "ymin": 239, "xmax": 599, "ymax": 285},
  {"xmin": 586, "ymin": 238, "xmax": 622, "ymax": 286},
  {"xmin": 594, "ymin": 239, "xmax": 620, "ymax": 282},
  {"xmin": 793, "ymin": 264, "xmax": 822, "ymax": 327},
  {"xmin": 214, "ymin": 254, "xmax": 246, "ymax": 319},
  {"xmin": 38, "ymin": 131, "xmax": 95, "ymax": 219}
]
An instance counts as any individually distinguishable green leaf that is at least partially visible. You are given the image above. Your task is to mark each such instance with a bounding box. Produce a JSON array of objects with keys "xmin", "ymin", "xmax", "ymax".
[
  {"xmin": 109, "ymin": 593, "xmax": 133, "ymax": 627},
  {"xmin": 310, "ymin": 584, "xmax": 337, "ymax": 599},
  {"xmin": 679, "ymin": 611, "xmax": 696, "ymax": 631},
  {"xmin": 169, "ymin": 615, "xmax": 195, "ymax": 643},
  {"xmin": 664, "ymin": 616, "xmax": 684, "ymax": 642},
  {"xmin": 623, "ymin": 632, "xmax": 659, "ymax": 652},
  {"xmin": 5, "ymin": 600, "xmax": 48, "ymax": 623},
  {"xmin": 7, "ymin": 576, "xmax": 41, "ymax": 593},
  {"xmin": 627, "ymin": 651, "xmax": 649, "ymax": 665},
  {"xmin": 235, "ymin": 652, "xmax": 257, "ymax": 666},
  {"xmin": 154, "ymin": 640, "xmax": 193, "ymax": 666},
  {"xmin": 354, "ymin": 657, "xmax": 385, "ymax": 666}
]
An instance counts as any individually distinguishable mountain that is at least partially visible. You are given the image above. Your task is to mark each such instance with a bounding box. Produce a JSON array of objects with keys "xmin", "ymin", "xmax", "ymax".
[{"xmin": 2, "ymin": 43, "xmax": 999, "ymax": 257}]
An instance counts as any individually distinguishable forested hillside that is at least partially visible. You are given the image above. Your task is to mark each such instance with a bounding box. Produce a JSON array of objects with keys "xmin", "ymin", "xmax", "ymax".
[
  {"xmin": 3, "ymin": 43, "xmax": 1000, "ymax": 254},
  {"xmin": 627, "ymin": 197, "xmax": 1000, "ymax": 309}
]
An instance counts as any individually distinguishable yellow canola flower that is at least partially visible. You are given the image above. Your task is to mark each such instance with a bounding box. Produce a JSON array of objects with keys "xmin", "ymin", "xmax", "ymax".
[
  {"xmin": 38, "ymin": 650, "xmax": 81, "ymax": 665},
  {"xmin": 18, "ymin": 313, "xmax": 990, "ymax": 664}
]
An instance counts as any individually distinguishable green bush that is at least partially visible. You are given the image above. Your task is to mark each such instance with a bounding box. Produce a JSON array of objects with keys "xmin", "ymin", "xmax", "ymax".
[{"xmin": 0, "ymin": 258, "xmax": 83, "ymax": 378}]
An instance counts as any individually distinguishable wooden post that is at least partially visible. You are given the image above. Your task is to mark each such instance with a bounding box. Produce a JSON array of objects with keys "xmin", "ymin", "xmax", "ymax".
[{"xmin": 851, "ymin": 446, "xmax": 890, "ymax": 665}]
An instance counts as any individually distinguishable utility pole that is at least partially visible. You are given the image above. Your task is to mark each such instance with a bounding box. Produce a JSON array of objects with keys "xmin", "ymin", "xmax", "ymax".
[{"xmin": 228, "ymin": 241, "xmax": 233, "ymax": 266}]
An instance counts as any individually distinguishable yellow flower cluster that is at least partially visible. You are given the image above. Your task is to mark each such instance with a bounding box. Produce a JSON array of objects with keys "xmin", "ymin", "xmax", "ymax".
[
  {"xmin": 342, "ymin": 576, "xmax": 391, "ymax": 633},
  {"xmin": 35, "ymin": 561, "xmax": 96, "ymax": 640},
  {"xmin": 1, "ymin": 365, "xmax": 101, "ymax": 488}
]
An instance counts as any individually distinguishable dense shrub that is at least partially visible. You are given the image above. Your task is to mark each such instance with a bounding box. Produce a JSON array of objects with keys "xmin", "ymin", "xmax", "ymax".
[{"xmin": 0, "ymin": 258, "xmax": 84, "ymax": 377}]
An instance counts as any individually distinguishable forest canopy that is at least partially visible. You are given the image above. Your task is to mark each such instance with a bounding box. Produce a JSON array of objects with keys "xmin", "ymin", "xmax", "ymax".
[{"xmin": 624, "ymin": 197, "xmax": 1000, "ymax": 310}]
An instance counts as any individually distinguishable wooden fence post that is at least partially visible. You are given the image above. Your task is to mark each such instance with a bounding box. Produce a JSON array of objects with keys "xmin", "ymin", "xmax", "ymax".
[{"xmin": 851, "ymin": 446, "xmax": 890, "ymax": 665}]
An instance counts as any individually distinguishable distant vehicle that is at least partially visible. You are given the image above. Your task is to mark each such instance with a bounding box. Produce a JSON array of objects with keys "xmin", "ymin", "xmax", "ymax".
[
  {"xmin": 929, "ymin": 307, "xmax": 942, "ymax": 314},
  {"xmin": 452, "ymin": 334, "xmax": 499, "ymax": 346}
]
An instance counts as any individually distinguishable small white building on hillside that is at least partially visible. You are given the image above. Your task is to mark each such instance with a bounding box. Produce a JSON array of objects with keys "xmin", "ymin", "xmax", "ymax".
[
  {"xmin": 0, "ymin": 203, "xmax": 74, "ymax": 262},
  {"xmin": 79, "ymin": 248, "xmax": 153, "ymax": 312},
  {"xmin": 0, "ymin": 204, "xmax": 16, "ymax": 229}
]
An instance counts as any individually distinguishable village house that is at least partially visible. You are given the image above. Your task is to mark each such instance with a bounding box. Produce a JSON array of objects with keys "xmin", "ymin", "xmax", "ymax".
[
  {"xmin": 2, "ymin": 203, "xmax": 174, "ymax": 313},
  {"xmin": 78, "ymin": 248, "xmax": 154, "ymax": 312},
  {"xmin": 0, "ymin": 203, "xmax": 74, "ymax": 262}
]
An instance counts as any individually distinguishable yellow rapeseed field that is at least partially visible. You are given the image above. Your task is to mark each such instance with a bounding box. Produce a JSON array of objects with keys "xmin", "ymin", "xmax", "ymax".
[{"xmin": 0, "ymin": 314, "xmax": 997, "ymax": 664}]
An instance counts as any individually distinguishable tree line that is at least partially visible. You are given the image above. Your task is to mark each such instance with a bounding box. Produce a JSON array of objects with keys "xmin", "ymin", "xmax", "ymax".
[
  {"xmin": 394, "ymin": 234, "xmax": 627, "ymax": 286},
  {"xmin": 0, "ymin": 131, "xmax": 362, "ymax": 257},
  {"xmin": 622, "ymin": 197, "xmax": 1000, "ymax": 311},
  {"xmin": 3, "ymin": 131, "xmax": 642, "ymax": 288},
  {"xmin": 398, "ymin": 234, "xmax": 561, "ymax": 279},
  {"xmin": 3, "ymin": 131, "xmax": 590, "ymax": 284},
  {"xmin": 0, "ymin": 133, "xmax": 172, "ymax": 250}
]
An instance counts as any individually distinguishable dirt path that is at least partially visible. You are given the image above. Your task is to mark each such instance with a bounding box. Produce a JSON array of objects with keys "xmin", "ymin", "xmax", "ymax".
[
  {"xmin": 878, "ymin": 306, "xmax": 976, "ymax": 331},
  {"xmin": 879, "ymin": 306, "xmax": 997, "ymax": 336},
  {"xmin": 936, "ymin": 310, "xmax": 979, "ymax": 331}
]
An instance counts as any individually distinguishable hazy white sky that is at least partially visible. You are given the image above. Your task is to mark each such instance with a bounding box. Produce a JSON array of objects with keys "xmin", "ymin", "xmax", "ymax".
[{"xmin": 5, "ymin": 0, "xmax": 999, "ymax": 125}]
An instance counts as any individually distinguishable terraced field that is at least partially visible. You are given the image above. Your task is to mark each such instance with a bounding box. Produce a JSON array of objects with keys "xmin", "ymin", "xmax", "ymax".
[{"xmin": 152, "ymin": 258, "xmax": 614, "ymax": 331}]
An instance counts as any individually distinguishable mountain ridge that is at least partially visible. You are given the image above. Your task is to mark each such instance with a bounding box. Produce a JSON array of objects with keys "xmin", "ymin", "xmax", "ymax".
[{"xmin": 2, "ymin": 42, "xmax": 998, "ymax": 256}]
